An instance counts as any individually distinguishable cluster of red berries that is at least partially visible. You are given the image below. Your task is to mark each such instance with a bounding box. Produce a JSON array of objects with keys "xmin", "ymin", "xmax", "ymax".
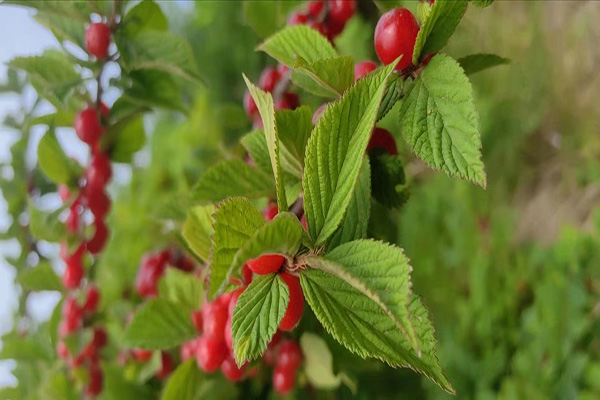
[
  {"xmin": 288, "ymin": 0, "xmax": 356, "ymax": 42},
  {"xmin": 135, "ymin": 248, "xmax": 195, "ymax": 298}
]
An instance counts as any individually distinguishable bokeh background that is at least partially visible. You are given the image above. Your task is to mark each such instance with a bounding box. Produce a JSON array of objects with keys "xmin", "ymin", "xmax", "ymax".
[{"xmin": 0, "ymin": 1, "xmax": 599, "ymax": 399}]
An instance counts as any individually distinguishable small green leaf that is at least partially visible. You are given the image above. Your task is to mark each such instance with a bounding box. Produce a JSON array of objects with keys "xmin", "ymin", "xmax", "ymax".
[
  {"xmin": 191, "ymin": 159, "xmax": 274, "ymax": 203},
  {"xmin": 244, "ymin": 75, "xmax": 287, "ymax": 211},
  {"xmin": 291, "ymin": 56, "xmax": 354, "ymax": 98},
  {"xmin": 103, "ymin": 115, "xmax": 146, "ymax": 163},
  {"xmin": 161, "ymin": 360, "xmax": 204, "ymax": 400},
  {"xmin": 232, "ymin": 274, "xmax": 289, "ymax": 365},
  {"xmin": 300, "ymin": 333, "xmax": 343, "ymax": 390},
  {"xmin": 378, "ymin": 74, "xmax": 404, "ymax": 121},
  {"xmin": 399, "ymin": 54, "xmax": 486, "ymax": 187},
  {"xmin": 182, "ymin": 204, "xmax": 215, "ymax": 262},
  {"xmin": 472, "ymin": 0, "xmax": 494, "ymax": 7},
  {"xmin": 0, "ymin": 334, "xmax": 52, "ymax": 362},
  {"xmin": 38, "ymin": 372, "xmax": 79, "ymax": 400},
  {"xmin": 457, "ymin": 53, "xmax": 510, "ymax": 75},
  {"xmin": 123, "ymin": 69, "xmax": 184, "ymax": 112},
  {"xmin": 30, "ymin": 110, "xmax": 77, "ymax": 128},
  {"xmin": 209, "ymin": 198, "xmax": 265, "ymax": 298},
  {"xmin": 34, "ymin": 12, "xmax": 85, "ymax": 49},
  {"xmin": 3, "ymin": 0, "xmax": 93, "ymax": 22},
  {"xmin": 243, "ymin": 1, "xmax": 298, "ymax": 38},
  {"xmin": 37, "ymin": 128, "xmax": 82, "ymax": 185},
  {"xmin": 103, "ymin": 365, "xmax": 153, "ymax": 399},
  {"xmin": 241, "ymin": 129, "xmax": 273, "ymax": 176},
  {"xmin": 412, "ymin": 0, "xmax": 469, "ymax": 64},
  {"xmin": 124, "ymin": 298, "xmax": 197, "ymax": 350},
  {"xmin": 369, "ymin": 151, "xmax": 409, "ymax": 209},
  {"xmin": 158, "ymin": 268, "xmax": 204, "ymax": 312},
  {"xmin": 19, "ymin": 262, "xmax": 63, "ymax": 292},
  {"xmin": 303, "ymin": 63, "xmax": 396, "ymax": 246},
  {"xmin": 276, "ymin": 106, "xmax": 313, "ymax": 178},
  {"xmin": 258, "ymin": 25, "xmax": 338, "ymax": 67},
  {"xmin": 120, "ymin": 0, "xmax": 168, "ymax": 38},
  {"xmin": 29, "ymin": 202, "xmax": 66, "ymax": 242}
]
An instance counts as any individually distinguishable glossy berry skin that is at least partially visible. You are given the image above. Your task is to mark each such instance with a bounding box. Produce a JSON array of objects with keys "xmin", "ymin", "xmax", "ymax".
[
  {"xmin": 243, "ymin": 90, "xmax": 258, "ymax": 119},
  {"xmin": 275, "ymin": 92, "xmax": 299, "ymax": 111},
  {"xmin": 354, "ymin": 60, "xmax": 378, "ymax": 80},
  {"xmin": 288, "ymin": 11, "xmax": 309, "ymax": 26},
  {"xmin": 131, "ymin": 348, "xmax": 153, "ymax": 362},
  {"xmin": 86, "ymin": 362, "xmax": 103, "ymax": 396},
  {"xmin": 242, "ymin": 264, "xmax": 253, "ymax": 285},
  {"xmin": 191, "ymin": 310, "xmax": 203, "ymax": 333},
  {"xmin": 83, "ymin": 286, "xmax": 100, "ymax": 314},
  {"xmin": 196, "ymin": 335, "xmax": 228, "ymax": 373},
  {"xmin": 156, "ymin": 352, "xmax": 174, "ymax": 380},
  {"xmin": 259, "ymin": 67, "xmax": 281, "ymax": 93},
  {"xmin": 87, "ymin": 153, "xmax": 112, "ymax": 190},
  {"xmin": 374, "ymin": 8, "xmax": 420, "ymax": 71},
  {"xmin": 62, "ymin": 296, "xmax": 82, "ymax": 334},
  {"xmin": 277, "ymin": 340, "xmax": 303, "ymax": 370},
  {"xmin": 87, "ymin": 189, "xmax": 110, "ymax": 220},
  {"xmin": 247, "ymin": 254, "xmax": 285, "ymax": 275},
  {"xmin": 86, "ymin": 22, "xmax": 111, "ymax": 59},
  {"xmin": 328, "ymin": 0, "xmax": 356, "ymax": 23},
  {"xmin": 323, "ymin": 16, "xmax": 346, "ymax": 40},
  {"xmin": 92, "ymin": 327, "xmax": 107, "ymax": 349},
  {"xmin": 367, "ymin": 127, "xmax": 398, "ymax": 155},
  {"xmin": 224, "ymin": 316, "xmax": 234, "ymax": 351},
  {"xmin": 202, "ymin": 300, "xmax": 228, "ymax": 342},
  {"xmin": 75, "ymin": 107, "xmax": 104, "ymax": 146},
  {"xmin": 63, "ymin": 259, "xmax": 84, "ymax": 290},
  {"xmin": 279, "ymin": 273, "xmax": 304, "ymax": 331},
  {"xmin": 273, "ymin": 365, "xmax": 296, "ymax": 395},
  {"xmin": 221, "ymin": 356, "xmax": 245, "ymax": 382},
  {"xmin": 263, "ymin": 203, "xmax": 278, "ymax": 221},
  {"xmin": 87, "ymin": 219, "xmax": 108, "ymax": 254},
  {"xmin": 307, "ymin": 1, "xmax": 325, "ymax": 17},
  {"xmin": 262, "ymin": 331, "xmax": 282, "ymax": 366},
  {"xmin": 135, "ymin": 252, "xmax": 169, "ymax": 298}
]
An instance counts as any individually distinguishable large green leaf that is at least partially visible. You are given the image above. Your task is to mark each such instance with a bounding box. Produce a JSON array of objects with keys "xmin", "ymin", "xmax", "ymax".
[
  {"xmin": 3, "ymin": 1, "xmax": 93, "ymax": 21},
  {"xmin": 209, "ymin": 198, "xmax": 265, "ymax": 298},
  {"xmin": 457, "ymin": 53, "xmax": 510, "ymax": 75},
  {"xmin": 300, "ymin": 332, "xmax": 354, "ymax": 391},
  {"xmin": 243, "ymin": 1, "xmax": 299, "ymax": 38},
  {"xmin": 244, "ymin": 75, "xmax": 287, "ymax": 211},
  {"xmin": 412, "ymin": 0, "xmax": 469, "ymax": 64},
  {"xmin": 161, "ymin": 360, "xmax": 204, "ymax": 400},
  {"xmin": 38, "ymin": 373, "xmax": 79, "ymax": 400},
  {"xmin": 158, "ymin": 268, "xmax": 204, "ymax": 312},
  {"xmin": 291, "ymin": 56, "xmax": 354, "ymax": 98},
  {"xmin": 103, "ymin": 115, "xmax": 146, "ymax": 163},
  {"xmin": 124, "ymin": 298, "xmax": 197, "ymax": 350},
  {"xmin": 182, "ymin": 204, "xmax": 215, "ymax": 262},
  {"xmin": 232, "ymin": 274, "xmax": 289, "ymax": 365},
  {"xmin": 123, "ymin": 69, "xmax": 184, "ymax": 112},
  {"xmin": 34, "ymin": 12, "xmax": 85, "ymax": 49},
  {"xmin": 275, "ymin": 106, "xmax": 313, "ymax": 178},
  {"xmin": 29, "ymin": 202, "xmax": 66, "ymax": 243},
  {"xmin": 241, "ymin": 130, "xmax": 273, "ymax": 176},
  {"xmin": 303, "ymin": 63, "xmax": 396, "ymax": 246},
  {"xmin": 300, "ymin": 269, "xmax": 454, "ymax": 393},
  {"xmin": 37, "ymin": 128, "xmax": 82, "ymax": 185},
  {"xmin": 399, "ymin": 54, "xmax": 486, "ymax": 187},
  {"xmin": 19, "ymin": 262, "xmax": 63, "ymax": 292},
  {"xmin": 103, "ymin": 365, "xmax": 154, "ymax": 399},
  {"xmin": 120, "ymin": 0, "xmax": 168, "ymax": 37},
  {"xmin": 369, "ymin": 151, "xmax": 409, "ymax": 209},
  {"xmin": 305, "ymin": 239, "xmax": 418, "ymax": 352},
  {"xmin": 258, "ymin": 25, "xmax": 338, "ymax": 67},
  {"xmin": 191, "ymin": 159, "xmax": 275, "ymax": 203}
]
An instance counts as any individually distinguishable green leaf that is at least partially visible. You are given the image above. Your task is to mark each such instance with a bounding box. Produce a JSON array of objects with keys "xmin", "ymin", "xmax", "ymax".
[
  {"xmin": 300, "ymin": 332, "xmax": 342, "ymax": 390},
  {"xmin": 232, "ymin": 274, "xmax": 289, "ymax": 365},
  {"xmin": 191, "ymin": 159, "xmax": 274, "ymax": 203},
  {"xmin": 328, "ymin": 157, "xmax": 371, "ymax": 250},
  {"xmin": 399, "ymin": 54, "xmax": 486, "ymax": 187},
  {"xmin": 300, "ymin": 269, "xmax": 454, "ymax": 393},
  {"xmin": 120, "ymin": 0, "xmax": 168, "ymax": 38},
  {"xmin": 305, "ymin": 239, "xmax": 419, "ymax": 352},
  {"xmin": 209, "ymin": 198, "xmax": 265, "ymax": 298},
  {"xmin": 276, "ymin": 106, "xmax": 313, "ymax": 178},
  {"xmin": 244, "ymin": 75, "xmax": 287, "ymax": 211},
  {"xmin": 19, "ymin": 262, "xmax": 63, "ymax": 292},
  {"xmin": 243, "ymin": 1, "xmax": 299, "ymax": 38},
  {"xmin": 30, "ymin": 110, "xmax": 76, "ymax": 128},
  {"xmin": 412, "ymin": 0, "xmax": 469, "ymax": 64},
  {"xmin": 103, "ymin": 115, "xmax": 146, "ymax": 163},
  {"xmin": 241, "ymin": 130, "xmax": 273, "ymax": 176},
  {"xmin": 124, "ymin": 298, "xmax": 197, "ymax": 350},
  {"xmin": 230, "ymin": 212, "xmax": 305, "ymax": 279},
  {"xmin": 35, "ymin": 12, "xmax": 85, "ymax": 49},
  {"xmin": 182, "ymin": 204, "xmax": 215, "ymax": 262},
  {"xmin": 29, "ymin": 202, "xmax": 66, "ymax": 242},
  {"xmin": 378, "ymin": 74, "xmax": 404, "ymax": 121},
  {"xmin": 0, "ymin": 334, "xmax": 52, "ymax": 362},
  {"xmin": 158, "ymin": 268, "xmax": 204, "ymax": 312},
  {"xmin": 457, "ymin": 53, "xmax": 510, "ymax": 75},
  {"xmin": 291, "ymin": 56, "xmax": 354, "ymax": 98},
  {"xmin": 117, "ymin": 30, "xmax": 203, "ymax": 85},
  {"xmin": 303, "ymin": 63, "xmax": 396, "ymax": 246},
  {"xmin": 103, "ymin": 365, "xmax": 154, "ymax": 399},
  {"xmin": 37, "ymin": 128, "xmax": 81, "ymax": 185},
  {"xmin": 123, "ymin": 69, "xmax": 184, "ymax": 112},
  {"xmin": 258, "ymin": 25, "xmax": 338, "ymax": 67},
  {"xmin": 161, "ymin": 360, "xmax": 204, "ymax": 400},
  {"xmin": 369, "ymin": 151, "xmax": 409, "ymax": 209},
  {"xmin": 38, "ymin": 373, "xmax": 79, "ymax": 400},
  {"xmin": 3, "ymin": 1, "xmax": 93, "ymax": 21},
  {"xmin": 472, "ymin": 0, "xmax": 494, "ymax": 7}
]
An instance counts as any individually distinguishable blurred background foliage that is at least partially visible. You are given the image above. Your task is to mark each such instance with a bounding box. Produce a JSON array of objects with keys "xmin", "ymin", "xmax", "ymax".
[{"xmin": 0, "ymin": 1, "xmax": 599, "ymax": 399}]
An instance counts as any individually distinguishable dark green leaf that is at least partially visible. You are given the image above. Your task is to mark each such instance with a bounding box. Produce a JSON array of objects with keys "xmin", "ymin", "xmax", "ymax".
[
  {"xmin": 37, "ymin": 128, "xmax": 81, "ymax": 184},
  {"xmin": 19, "ymin": 262, "xmax": 63, "ymax": 292},
  {"xmin": 103, "ymin": 115, "xmax": 146, "ymax": 163},
  {"xmin": 276, "ymin": 106, "xmax": 313, "ymax": 178},
  {"xmin": 369, "ymin": 151, "xmax": 409, "ymax": 209},
  {"xmin": 161, "ymin": 360, "xmax": 204, "ymax": 400},
  {"xmin": 291, "ymin": 56, "xmax": 354, "ymax": 98},
  {"xmin": 457, "ymin": 53, "xmax": 510, "ymax": 75}
]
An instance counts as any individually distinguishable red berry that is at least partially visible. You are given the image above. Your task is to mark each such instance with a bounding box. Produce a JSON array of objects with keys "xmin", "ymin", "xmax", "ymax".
[
  {"xmin": 262, "ymin": 332, "xmax": 282, "ymax": 366},
  {"xmin": 86, "ymin": 189, "xmax": 110, "ymax": 220},
  {"xmin": 74, "ymin": 107, "xmax": 104, "ymax": 146},
  {"xmin": 308, "ymin": 20, "xmax": 326, "ymax": 35},
  {"xmin": 242, "ymin": 264, "xmax": 253, "ymax": 285},
  {"xmin": 86, "ymin": 22, "xmax": 111, "ymax": 59},
  {"xmin": 57, "ymin": 340, "xmax": 69, "ymax": 359},
  {"xmin": 354, "ymin": 60, "xmax": 378, "ymax": 80},
  {"xmin": 196, "ymin": 335, "xmax": 228, "ymax": 372},
  {"xmin": 180, "ymin": 339, "xmax": 199, "ymax": 362},
  {"xmin": 300, "ymin": 214, "xmax": 308, "ymax": 231},
  {"xmin": 135, "ymin": 252, "xmax": 168, "ymax": 298},
  {"xmin": 277, "ymin": 340, "xmax": 303, "ymax": 370},
  {"xmin": 65, "ymin": 205, "xmax": 80, "ymax": 234},
  {"xmin": 191, "ymin": 310, "xmax": 203, "ymax": 333},
  {"xmin": 224, "ymin": 316, "xmax": 234, "ymax": 351},
  {"xmin": 85, "ymin": 362, "xmax": 103, "ymax": 396},
  {"xmin": 323, "ymin": 16, "xmax": 346, "ymax": 40},
  {"xmin": 307, "ymin": 0, "xmax": 325, "ymax": 17},
  {"xmin": 221, "ymin": 356, "xmax": 246, "ymax": 382},
  {"xmin": 58, "ymin": 185, "xmax": 71, "ymax": 202},
  {"xmin": 61, "ymin": 296, "xmax": 82, "ymax": 334},
  {"xmin": 87, "ymin": 153, "xmax": 112, "ymax": 190},
  {"xmin": 92, "ymin": 327, "xmax": 107, "ymax": 349},
  {"xmin": 367, "ymin": 127, "xmax": 398, "ymax": 155},
  {"xmin": 273, "ymin": 365, "xmax": 296, "ymax": 395},
  {"xmin": 279, "ymin": 273, "xmax": 304, "ymax": 331},
  {"xmin": 288, "ymin": 11, "xmax": 309, "ymax": 26},
  {"xmin": 87, "ymin": 219, "xmax": 108, "ymax": 254},
  {"xmin": 243, "ymin": 90, "xmax": 259, "ymax": 119},
  {"xmin": 263, "ymin": 203, "xmax": 278, "ymax": 221},
  {"xmin": 276, "ymin": 92, "xmax": 299, "ymax": 111},
  {"xmin": 374, "ymin": 8, "xmax": 420, "ymax": 71},
  {"xmin": 228, "ymin": 287, "xmax": 244, "ymax": 316},
  {"xmin": 131, "ymin": 348, "xmax": 153, "ymax": 362},
  {"xmin": 202, "ymin": 300, "xmax": 228, "ymax": 342},
  {"xmin": 83, "ymin": 286, "xmax": 100, "ymax": 314},
  {"xmin": 247, "ymin": 254, "xmax": 285, "ymax": 275},
  {"xmin": 156, "ymin": 352, "xmax": 174, "ymax": 380},
  {"xmin": 63, "ymin": 259, "xmax": 84, "ymax": 290},
  {"xmin": 259, "ymin": 67, "xmax": 281, "ymax": 93},
  {"xmin": 328, "ymin": 0, "xmax": 356, "ymax": 23}
]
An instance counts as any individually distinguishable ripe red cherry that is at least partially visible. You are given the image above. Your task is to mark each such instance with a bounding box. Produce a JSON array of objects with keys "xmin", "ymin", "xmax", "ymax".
[
  {"xmin": 243, "ymin": 90, "xmax": 258, "ymax": 119},
  {"xmin": 191, "ymin": 310, "xmax": 203, "ymax": 333},
  {"xmin": 308, "ymin": 20, "xmax": 325, "ymax": 35},
  {"xmin": 180, "ymin": 339, "xmax": 199, "ymax": 362},
  {"xmin": 83, "ymin": 286, "xmax": 100, "ymax": 314},
  {"xmin": 374, "ymin": 8, "xmax": 420, "ymax": 71},
  {"xmin": 135, "ymin": 252, "xmax": 168, "ymax": 298},
  {"xmin": 65, "ymin": 205, "xmax": 80, "ymax": 233},
  {"xmin": 87, "ymin": 189, "xmax": 111, "ymax": 220},
  {"xmin": 279, "ymin": 273, "xmax": 304, "ymax": 331},
  {"xmin": 275, "ymin": 92, "xmax": 299, "ymax": 111},
  {"xmin": 85, "ymin": 362, "xmax": 103, "ymax": 396},
  {"xmin": 247, "ymin": 254, "xmax": 285, "ymax": 275},
  {"xmin": 156, "ymin": 352, "xmax": 174, "ymax": 380},
  {"xmin": 196, "ymin": 335, "xmax": 228, "ymax": 372},
  {"xmin": 262, "ymin": 331, "xmax": 282, "ymax": 366},
  {"xmin": 307, "ymin": 0, "xmax": 325, "ymax": 17},
  {"xmin": 131, "ymin": 348, "xmax": 153, "ymax": 362},
  {"xmin": 221, "ymin": 356, "xmax": 246, "ymax": 382},
  {"xmin": 92, "ymin": 327, "xmax": 108, "ymax": 349},
  {"xmin": 202, "ymin": 300, "xmax": 228, "ymax": 342},
  {"xmin": 259, "ymin": 67, "xmax": 281, "ymax": 93},
  {"xmin": 224, "ymin": 316, "xmax": 234, "ymax": 351},
  {"xmin": 354, "ymin": 60, "xmax": 378, "ymax": 80},
  {"xmin": 367, "ymin": 127, "xmax": 398, "ymax": 155},
  {"xmin": 87, "ymin": 219, "xmax": 108, "ymax": 254},
  {"xmin": 75, "ymin": 107, "xmax": 104, "ymax": 146},
  {"xmin": 328, "ymin": 0, "xmax": 356, "ymax": 23},
  {"xmin": 228, "ymin": 287, "xmax": 244, "ymax": 316},
  {"xmin": 87, "ymin": 153, "xmax": 112, "ymax": 190},
  {"xmin": 323, "ymin": 16, "xmax": 346, "ymax": 40},
  {"xmin": 288, "ymin": 11, "xmax": 309, "ymax": 26},
  {"xmin": 273, "ymin": 365, "xmax": 296, "ymax": 395},
  {"xmin": 62, "ymin": 296, "xmax": 83, "ymax": 333},
  {"xmin": 86, "ymin": 22, "xmax": 111, "ymax": 59},
  {"xmin": 263, "ymin": 203, "xmax": 278, "ymax": 221},
  {"xmin": 277, "ymin": 340, "xmax": 303, "ymax": 370},
  {"xmin": 300, "ymin": 214, "xmax": 308, "ymax": 231},
  {"xmin": 242, "ymin": 264, "xmax": 253, "ymax": 285},
  {"xmin": 63, "ymin": 259, "xmax": 84, "ymax": 290}
]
